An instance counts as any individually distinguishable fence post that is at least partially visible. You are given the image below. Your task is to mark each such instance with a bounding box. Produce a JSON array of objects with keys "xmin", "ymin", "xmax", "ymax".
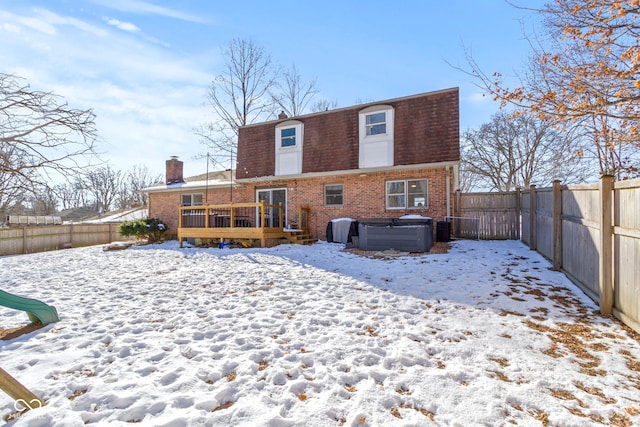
[
  {"xmin": 515, "ymin": 187, "xmax": 521, "ymax": 240},
  {"xmin": 599, "ymin": 174, "xmax": 614, "ymax": 315},
  {"xmin": 529, "ymin": 185, "xmax": 536, "ymax": 250},
  {"xmin": 552, "ymin": 180, "xmax": 562, "ymax": 271}
]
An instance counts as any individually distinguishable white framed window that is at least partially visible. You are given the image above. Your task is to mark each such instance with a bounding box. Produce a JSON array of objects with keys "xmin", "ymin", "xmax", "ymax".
[
  {"xmin": 280, "ymin": 127, "xmax": 296, "ymax": 147},
  {"xmin": 324, "ymin": 184, "xmax": 343, "ymax": 206},
  {"xmin": 275, "ymin": 120, "xmax": 304, "ymax": 175},
  {"xmin": 359, "ymin": 105, "xmax": 394, "ymax": 168},
  {"xmin": 181, "ymin": 193, "xmax": 203, "ymax": 206},
  {"xmin": 365, "ymin": 112, "xmax": 387, "ymax": 136},
  {"xmin": 386, "ymin": 179, "xmax": 428, "ymax": 209}
]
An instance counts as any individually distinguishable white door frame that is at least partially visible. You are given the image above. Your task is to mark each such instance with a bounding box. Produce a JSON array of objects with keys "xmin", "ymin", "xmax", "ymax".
[{"xmin": 256, "ymin": 187, "xmax": 287, "ymax": 228}]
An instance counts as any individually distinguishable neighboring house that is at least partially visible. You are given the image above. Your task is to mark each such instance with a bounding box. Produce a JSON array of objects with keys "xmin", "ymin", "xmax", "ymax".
[
  {"xmin": 145, "ymin": 88, "xmax": 460, "ymax": 241},
  {"xmin": 83, "ymin": 207, "xmax": 149, "ymax": 223},
  {"xmin": 59, "ymin": 207, "xmax": 102, "ymax": 223},
  {"xmin": 144, "ymin": 164, "xmax": 236, "ymax": 236}
]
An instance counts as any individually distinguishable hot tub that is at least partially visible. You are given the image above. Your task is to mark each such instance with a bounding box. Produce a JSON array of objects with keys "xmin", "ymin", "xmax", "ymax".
[{"xmin": 358, "ymin": 217, "xmax": 433, "ymax": 252}]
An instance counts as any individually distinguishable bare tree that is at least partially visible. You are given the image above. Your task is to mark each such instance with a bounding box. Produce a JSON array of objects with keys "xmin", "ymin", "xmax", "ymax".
[
  {"xmin": 54, "ymin": 178, "xmax": 92, "ymax": 211},
  {"xmin": 462, "ymin": 111, "xmax": 593, "ymax": 192},
  {"xmin": 310, "ymin": 99, "xmax": 338, "ymax": 113},
  {"xmin": 200, "ymin": 38, "xmax": 277, "ymax": 169},
  {"xmin": 85, "ymin": 166, "xmax": 122, "ymax": 213},
  {"xmin": 28, "ymin": 186, "xmax": 58, "ymax": 215},
  {"xmin": 0, "ymin": 73, "xmax": 98, "ymax": 219},
  {"xmin": 124, "ymin": 164, "xmax": 161, "ymax": 207},
  {"xmin": 271, "ymin": 64, "xmax": 319, "ymax": 117},
  {"xmin": 0, "ymin": 166, "xmax": 29, "ymax": 220}
]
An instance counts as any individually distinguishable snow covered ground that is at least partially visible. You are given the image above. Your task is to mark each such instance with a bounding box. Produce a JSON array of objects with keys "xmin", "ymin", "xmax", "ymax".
[{"xmin": 0, "ymin": 240, "xmax": 638, "ymax": 426}]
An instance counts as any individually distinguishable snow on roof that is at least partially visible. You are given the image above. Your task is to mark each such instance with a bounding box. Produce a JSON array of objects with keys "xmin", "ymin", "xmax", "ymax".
[
  {"xmin": 83, "ymin": 207, "xmax": 148, "ymax": 223},
  {"xmin": 143, "ymin": 178, "xmax": 236, "ymax": 193},
  {"xmin": 399, "ymin": 214, "xmax": 433, "ymax": 220}
]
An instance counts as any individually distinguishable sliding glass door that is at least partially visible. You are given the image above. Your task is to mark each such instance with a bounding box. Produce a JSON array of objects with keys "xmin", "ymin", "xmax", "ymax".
[{"xmin": 256, "ymin": 188, "xmax": 286, "ymax": 228}]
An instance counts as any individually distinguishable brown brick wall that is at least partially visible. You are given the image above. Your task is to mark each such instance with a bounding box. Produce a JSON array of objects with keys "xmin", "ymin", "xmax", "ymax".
[
  {"xmin": 149, "ymin": 165, "xmax": 457, "ymax": 242},
  {"xmin": 230, "ymin": 166, "xmax": 455, "ymax": 240},
  {"xmin": 237, "ymin": 88, "xmax": 459, "ymax": 179},
  {"xmin": 148, "ymin": 187, "xmax": 234, "ymax": 238},
  {"xmin": 165, "ymin": 158, "xmax": 184, "ymax": 184},
  {"xmin": 393, "ymin": 91, "xmax": 460, "ymax": 165}
]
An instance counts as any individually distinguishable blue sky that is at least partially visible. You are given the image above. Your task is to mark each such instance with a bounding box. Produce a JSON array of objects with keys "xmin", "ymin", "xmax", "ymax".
[{"xmin": 1, "ymin": 0, "xmax": 544, "ymax": 178}]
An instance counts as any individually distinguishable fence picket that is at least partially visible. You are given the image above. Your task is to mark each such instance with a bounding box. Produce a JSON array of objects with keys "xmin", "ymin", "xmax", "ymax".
[
  {"xmin": 0, "ymin": 224, "xmax": 125, "ymax": 256},
  {"xmin": 458, "ymin": 177, "xmax": 640, "ymax": 333}
]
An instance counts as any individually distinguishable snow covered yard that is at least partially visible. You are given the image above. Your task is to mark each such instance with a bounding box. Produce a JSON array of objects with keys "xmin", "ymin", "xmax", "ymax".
[{"xmin": 0, "ymin": 240, "xmax": 639, "ymax": 427}]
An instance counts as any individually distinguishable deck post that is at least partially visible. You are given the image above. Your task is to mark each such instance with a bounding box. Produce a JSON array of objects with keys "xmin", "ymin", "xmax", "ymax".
[
  {"xmin": 230, "ymin": 202, "xmax": 235, "ymax": 228},
  {"xmin": 260, "ymin": 201, "xmax": 266, "ymax": 230},
  {"xmin": 278, "ymin": 203, "xmax": 283, "ymax": 229}
]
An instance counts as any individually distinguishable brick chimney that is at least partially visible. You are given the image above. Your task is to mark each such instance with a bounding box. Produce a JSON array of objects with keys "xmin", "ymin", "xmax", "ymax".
[{"xmin": 166, "ymin": 156, "xmax": 184, "ymax": 184}]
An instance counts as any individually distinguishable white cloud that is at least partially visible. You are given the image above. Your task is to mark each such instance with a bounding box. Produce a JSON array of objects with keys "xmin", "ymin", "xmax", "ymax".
[
  {"xmin": 89, "ymin": 0, "xmax": 208, "ymax": 23},
  {"xmin": 0, "ymin": 10, "xmax": 57, "ymax": 35},
  {"xmin": 1, "ymin": 5, "xmax": 218, "ymax": 178},
  {"xmin": 104, "ymin": 17, "xmax": 140, "ymax": 33}
]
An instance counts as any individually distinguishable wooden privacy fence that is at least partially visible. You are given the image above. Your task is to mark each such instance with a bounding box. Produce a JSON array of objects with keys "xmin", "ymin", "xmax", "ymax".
[
  {"xmin": 455, "ymin": 191, "xmax": 520, "ymax": 239},
  {"xmin": 0, "ymin": 223, "xmax": 124, "ymax": 256},
  {"xmin": 458, "ymin": 176, "xmax": 640, "ymax": 333}
]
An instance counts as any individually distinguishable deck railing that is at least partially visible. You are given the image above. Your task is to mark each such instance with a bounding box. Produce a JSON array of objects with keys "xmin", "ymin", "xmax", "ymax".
[
  {"xmin": 178, "ymin": 202, "xmax": 286, "ymax": 247},
  {"xmin": 179, "ymin": 201, "xmax": 284, "ymax": 230}
]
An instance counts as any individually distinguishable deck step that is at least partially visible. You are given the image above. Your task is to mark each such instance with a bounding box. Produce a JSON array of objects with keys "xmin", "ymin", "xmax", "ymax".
[
  {"xmin": 297, "ymin": 238, "xmax": 318, "ymax": 245},
  {"xmin": 285, "ymin": 232, "xmax": 317, "ymax": 245}
]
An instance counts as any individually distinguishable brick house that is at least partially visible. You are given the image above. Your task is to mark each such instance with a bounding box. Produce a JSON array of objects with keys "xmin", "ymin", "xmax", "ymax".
[{"xmin": 145, "ymin": 88, "xmax": 460, "ymax": 241}]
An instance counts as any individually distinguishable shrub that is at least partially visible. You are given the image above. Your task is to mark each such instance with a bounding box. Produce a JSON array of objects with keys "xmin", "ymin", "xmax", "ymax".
[{"xmin": 119, "ymin": 218, "xmax": 167, "ymax": 243}]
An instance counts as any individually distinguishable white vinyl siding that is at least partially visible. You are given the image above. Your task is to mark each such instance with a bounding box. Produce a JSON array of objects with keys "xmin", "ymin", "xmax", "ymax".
[
  {"xmin": 275, "ymin": 121, "xmax": 304, "ymax": 176},
  {"xmin": 359, "ymin": 105, "xmax": 394, "ymax": 168}
]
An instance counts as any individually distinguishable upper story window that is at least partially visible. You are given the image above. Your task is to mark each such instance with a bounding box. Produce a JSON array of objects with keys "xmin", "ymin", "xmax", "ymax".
[
  {"xmin": 365, "ymin": 112, "xmax": 387, "ymax": 136},
  {"xmin": 280, "ymin": 127, "xmax": 296, "ymax": 147},
  {"xmin": 359, "ymin": 105, "xmax": 394, "ymax": 168},
  {"xmin": 275, "ymin": 120, "xmax": 304, "ymax": 175},
  {"xmin": 181, "ymin": 193, "xmax": 203, "ymax": 206}
]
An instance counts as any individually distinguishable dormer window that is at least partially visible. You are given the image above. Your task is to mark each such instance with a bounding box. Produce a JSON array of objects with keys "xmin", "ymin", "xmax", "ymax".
[
  {"xmin": 275, "ymin": 120, "xmax": 304, "ymax": 175},
  {"xmin": 359, "ymin": 105, "xmax": 394, "ymax": 168},
  {"xmin": 280, "ymin": 127, "xmax": 296, "ymax": 147}
]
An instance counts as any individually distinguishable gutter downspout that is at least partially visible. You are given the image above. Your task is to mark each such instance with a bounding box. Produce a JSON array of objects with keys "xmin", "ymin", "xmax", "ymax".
[{"xmin": 445, "ymin": 165, "xmax": 451, "ymax": 218}]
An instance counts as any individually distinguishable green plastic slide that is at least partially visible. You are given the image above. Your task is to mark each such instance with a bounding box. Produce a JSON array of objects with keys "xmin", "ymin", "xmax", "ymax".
[{"xmin": 0, "ymin": 289, "xmax": 59, "ymax": 326}]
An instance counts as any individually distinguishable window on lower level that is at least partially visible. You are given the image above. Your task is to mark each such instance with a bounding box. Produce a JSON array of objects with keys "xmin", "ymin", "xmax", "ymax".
[
  {"xmin": 181, "ymin": 193, "xmax": 203, "ymax": 206},
  {"xmin": 386, "ymin": 179, "xmax": 428, "ymax": 209},
  {"xmin": 325, "ymin": 184, "xmax": 344, "ymax": 206}
]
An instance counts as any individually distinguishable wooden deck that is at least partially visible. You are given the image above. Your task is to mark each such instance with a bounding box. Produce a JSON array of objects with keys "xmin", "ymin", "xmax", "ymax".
[{"xmin": 178, "ymin": 202, "xmax": 314, "ymax": 247}]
